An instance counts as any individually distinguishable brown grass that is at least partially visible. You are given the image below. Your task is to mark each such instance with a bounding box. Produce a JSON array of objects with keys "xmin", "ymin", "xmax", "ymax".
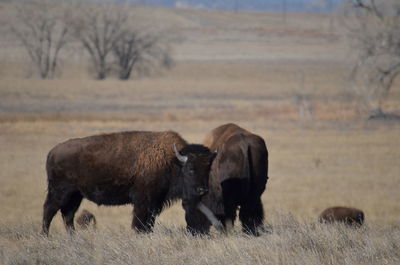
[
  {"xmin": 1, "ymin": 4, "xmax": 400, "ymax": 265},
  {"xmin": 1, "ymin": 217, "xmax": 399, "ymax": 265}
]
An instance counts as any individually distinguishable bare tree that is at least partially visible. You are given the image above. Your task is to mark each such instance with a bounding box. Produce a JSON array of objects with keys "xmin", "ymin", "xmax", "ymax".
[
  {"xmin": 113, "ymin": 30, "xmax": 173, "ymax": 80},
  {"xmin": 10, "ymin": 0, "xmax": 70, "ymax": 79},
  {"xmin": 69, "ymin": 3, "xmax": 128, "ymax": 80},
  {"xmin": 343, "ymin": 0, "xmax": 400, "ymax": 118}
]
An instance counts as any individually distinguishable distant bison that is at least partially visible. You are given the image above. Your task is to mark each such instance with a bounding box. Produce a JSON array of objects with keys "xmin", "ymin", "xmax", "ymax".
[
  {"xmin": 42, "ymin": 130, "xmax": 219, "ymax": 235},
  {"xmin": 76, "ymin": 209, "xmax": 96, "ymax": 229},
  {"xmin": 188, "ymin": 123, "xmax": 269, "ymax": 235},
  {"xmin": 319, "ymin": 206, "xmax": 364, "ymax": 227}
]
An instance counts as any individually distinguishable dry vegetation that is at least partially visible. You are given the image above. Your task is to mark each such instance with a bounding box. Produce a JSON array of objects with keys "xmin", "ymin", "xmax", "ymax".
[
  {"xmin": 1, "ymin": 218, "xmax": 400, "ymax": 265},
  {"xmin": 0, "ymin": 3, "xmax": 400, "ymax": 265}
]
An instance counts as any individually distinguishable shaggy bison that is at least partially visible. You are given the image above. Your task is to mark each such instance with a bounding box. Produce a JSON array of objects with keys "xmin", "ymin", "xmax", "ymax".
[
  {"xmin": 42, "ymin": 130, "xmax": 219, "ymax": 235},
  {"xmin": 188, "ymin": 123, "xmax": 269, "ymax": 235},
  {"xmin": 319, "ymin": 206, "xmax": 364, "ymax": 227},
  {"xmin": 76, "ymin": 209, "xmax": 96, "ymax": 229}
]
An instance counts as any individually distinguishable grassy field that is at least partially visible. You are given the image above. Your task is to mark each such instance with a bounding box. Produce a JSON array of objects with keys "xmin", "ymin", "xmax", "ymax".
[
  {"xmin": 1, "ymin": 218, "xmax": 400, "ymax": 265},
  {"xmin": 1, "ymin": 4, "xmax": 400, "ymax": 265}
]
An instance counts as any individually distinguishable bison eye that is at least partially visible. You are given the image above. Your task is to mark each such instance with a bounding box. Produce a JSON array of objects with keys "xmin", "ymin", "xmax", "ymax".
[{"xmin": 196, "ymin": 187, "xmax": 208, "ymax": 195}]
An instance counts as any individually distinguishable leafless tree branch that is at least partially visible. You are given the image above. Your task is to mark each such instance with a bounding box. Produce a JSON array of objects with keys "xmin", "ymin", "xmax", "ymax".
[
  {"xmin": 352, "ymin": 0, "xmax": 383, "ymax": 20},
  {"xmin": 343, "ymin": 0, "xmax": 400, "ymax": 117},
  {"xmin": 69, "ymin": 3, "xmax": 128, "ymax": 79},
  {"xmin": 113, "ymin": 29, "xmax": 173, "ymax": 80},
  {"xmin": 10, "ymin": 0, "xmax": 70, "ymax": 79}
]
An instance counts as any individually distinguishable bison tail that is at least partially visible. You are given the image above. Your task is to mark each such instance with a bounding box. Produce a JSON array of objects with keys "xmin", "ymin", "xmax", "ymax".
[{"xmin": 238, "ymin": 136, "xmax": 251, "ymax": 182}]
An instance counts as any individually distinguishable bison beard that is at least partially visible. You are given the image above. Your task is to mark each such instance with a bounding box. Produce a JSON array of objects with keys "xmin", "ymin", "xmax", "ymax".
[{"xmin": 42, "ymin": 130, "xmax": 218, "ymax": 235}]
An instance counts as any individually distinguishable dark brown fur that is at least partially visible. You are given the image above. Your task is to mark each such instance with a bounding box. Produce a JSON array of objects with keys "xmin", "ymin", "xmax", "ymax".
[
  {"xmin": 319, "ymin": 207, "xmax": 365, "ymax": 227},
  {"xmin": 42, "ymin": 130, "xmax": 215, "ymax": 235},
  {"xmin": 76, "ymin": 209, "xmax": 97, "ymax": 229},
  {"xmin": 189, "ymin": 123, "xmax": 269, "ymax": 235}
]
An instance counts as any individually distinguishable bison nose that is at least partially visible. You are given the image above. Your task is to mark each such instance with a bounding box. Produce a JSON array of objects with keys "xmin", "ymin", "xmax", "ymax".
[{"xmin": 197, "ymin": 187, "xmax": 208, "ymax": 196}]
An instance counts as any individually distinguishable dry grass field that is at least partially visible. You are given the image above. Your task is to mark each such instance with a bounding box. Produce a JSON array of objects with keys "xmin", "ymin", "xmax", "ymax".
[{"xmin": 1, "ymin": 4, "xmax": 400, "ymax": 265}]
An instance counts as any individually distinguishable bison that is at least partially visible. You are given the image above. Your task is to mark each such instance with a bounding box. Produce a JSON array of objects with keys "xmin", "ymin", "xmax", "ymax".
[
  {"xmin": 76, "ymin": 209, "xmax": 97, "ymax": 229},
  {"xmin": 319, "ymin": 206, "xmax": 364, "ymax": 227},
  {"xmin": 42, "ymin": 130, "xmax": 220, "ymax": 235},
  {"xmin": 187, "ymin": 123, "xmax": 269, "ymax": 235}
]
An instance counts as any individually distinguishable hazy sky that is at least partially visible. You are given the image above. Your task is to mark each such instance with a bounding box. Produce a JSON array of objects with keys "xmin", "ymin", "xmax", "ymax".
[{"xmin": 113, "ymin": 0, "xmax": 343, "ymax": 12}]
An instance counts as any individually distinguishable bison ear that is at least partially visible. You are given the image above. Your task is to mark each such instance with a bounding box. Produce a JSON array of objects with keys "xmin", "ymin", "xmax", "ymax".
[{"xmin": 173, "ymin": 143, "xmax": 188, "ymax": 164}]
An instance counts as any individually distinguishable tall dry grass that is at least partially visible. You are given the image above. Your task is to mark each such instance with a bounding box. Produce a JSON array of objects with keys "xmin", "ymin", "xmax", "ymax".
[{"xmin": 1, "ymin": 214, "xmax": 399, "ymax": 265}]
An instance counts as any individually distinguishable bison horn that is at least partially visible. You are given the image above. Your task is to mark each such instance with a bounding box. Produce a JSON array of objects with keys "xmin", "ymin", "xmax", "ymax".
[
  {"xmin": 211, "ymin": 147, "xmax": 219, "ymax": 161},
  {"xmin": 173, "ymin": 143, "xmax": 188, "ymax": 163},
  {"xmin": 197, "ymin": 202, "xmax": 224, "ymax": 232}
]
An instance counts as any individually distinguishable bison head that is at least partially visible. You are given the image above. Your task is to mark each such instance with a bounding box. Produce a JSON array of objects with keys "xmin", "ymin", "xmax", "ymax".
[
  {"xmin": 174, "ymin": 144, "xmax": 216, "ymax": 204},
  {"xmin": 174, "ymin": 144, "xmax": 222, "ymax": 233}
]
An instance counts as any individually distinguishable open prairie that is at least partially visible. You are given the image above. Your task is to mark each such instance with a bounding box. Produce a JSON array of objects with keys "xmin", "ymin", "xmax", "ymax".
[{"xmin": 0, "ymin": 5, "xmax": 400, "ymax": 265}]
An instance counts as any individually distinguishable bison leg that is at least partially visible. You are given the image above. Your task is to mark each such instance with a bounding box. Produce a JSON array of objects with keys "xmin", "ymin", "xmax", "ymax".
[
  {"xmin": 221, "ymin": 203, "xmax": 237, "ymax": 229},
  {"xmin": 220, "ymin": 179, "xmax": 246, "ymax": 232},
  {"xmin": 239, "ymin": 196, "xmax": 264, "ymax": 236},
  {"xmin": 60, "ymin": 191, "xmax": 83, "ymax": 234},
  {"xmin": 42, "ymin": 191, "xmax": 60, "ymax": 236},
  {"xmin": 220, "ymin": 193, "xmax": 238, "ymax": 232},
  {"xmin": 132, "ymin": 205, "xmax": 159, "ymax": 233}
]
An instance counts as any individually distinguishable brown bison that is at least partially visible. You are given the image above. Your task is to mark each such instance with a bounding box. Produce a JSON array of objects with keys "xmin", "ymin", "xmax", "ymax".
[
  {"xmin": 42, "ymin": 130, "xmax": 220, "ymax": 235},
  {"xmin": 319, "ymin": 206, "xmax": 364, "ymax": 227},
  {"xmin": 76, "ymin": 209, "xmax": 97, "ymax": 229},
  {"xmin": 187, "ymin": 123, "xmax": 269, "ymax": 235}
]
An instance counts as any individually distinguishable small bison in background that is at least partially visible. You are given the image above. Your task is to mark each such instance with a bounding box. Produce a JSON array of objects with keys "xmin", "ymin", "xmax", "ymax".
[
  {"xmin": 42, "ymin": 130, "xmax": 219, "ymax": 235},
  {"xmin": 189, "ymin": 123, "xmax": 269, "ymax": 236},
  {"xmin": 76, "ymin": 209, "xmax": 97, "ymax": 229},
  {"xmin": 319, "ymin": 206, "xmax": 365, "ymax": 227}
]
